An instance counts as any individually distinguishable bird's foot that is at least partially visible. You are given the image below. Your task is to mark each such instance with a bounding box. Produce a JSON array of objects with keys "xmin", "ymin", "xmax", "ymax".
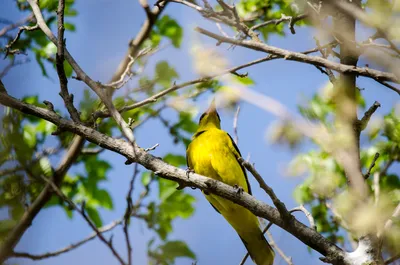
[
  {"xmin": 233, "ymin": 184, "xmax": 244, "ymax": 195},
  {"xmin": 186, "ymin": 167, "xmax": 195, "ymax": 178}
]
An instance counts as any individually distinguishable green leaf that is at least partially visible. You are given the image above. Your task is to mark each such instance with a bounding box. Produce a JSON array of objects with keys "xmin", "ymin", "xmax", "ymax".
[
  {"xmin": 84, "ymin": 156, "xmax": 112, "ymax": 181},
  {"xmin": 0, "ymin": 219, "xmax": 17, "ymax": 238},
  {"xmin": 93, "ymin": 189, "xmax": 113, "ymax": 210},
  {"xmin": 64, "ymin": 60, "xmax": 73, "ymax": 77},
  {"xmin": 43, "ymin": 42, "xmax": 57, "ymax": 57},
  {"xmin": 141, "ymin": 171, "xmax": 152, "ymax": 186},
  {"xmin": 163, "ymin": 154, "xmax": 186, "ymax": 167},
  {"xmin": 86, "ymin": 207, "xmax": 102, "ymax": 227},
  {"xmin": 156, "ymin": 15, "xmax": 183, "ymax": 48},
  {"xmin": 23, "ymin": 124, "xmax": 37, "ymax": 148},
  {"xmin": 11, "ymin": 203, "xmax": 24, "ymax": 220},
  {"xmin": 233, "ymin": 75, "xmax": 255, "ymax": 85},
  {"xmin": 293, "ymin": 183, "xmax": 313, "ymax": 204},
  {"xmin": 155, "ymin": 61, "xmax": 178, "ymax": 88},
  {"xmin": 64, "ymin": 22, "xmax": 76, "ymax": 32},
  {"xmin": 159, "ymin": 240, "xmax": 196, "ymax": 260},
  {"xmin": 39, "ymin": 157, "xmax": 53, "ymax": 177},
  {"xmin": 35, "ymin": 53, "xmax": 48, "ymax": 77},
  {"xmin": 159, "ymin": 178, "xmax": 178, "ymax": 202}
]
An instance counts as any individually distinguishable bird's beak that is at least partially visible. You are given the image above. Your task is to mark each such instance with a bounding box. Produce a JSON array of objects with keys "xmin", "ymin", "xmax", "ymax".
[{"xmin": 206, "ymin": 98, "xmax": 217, "ymax": 114}]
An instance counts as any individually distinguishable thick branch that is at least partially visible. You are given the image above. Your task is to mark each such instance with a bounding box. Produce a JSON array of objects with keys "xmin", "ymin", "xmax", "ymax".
[{"xmin": 0, "ymin": 92, "xmax": 346, "ymax": 263}]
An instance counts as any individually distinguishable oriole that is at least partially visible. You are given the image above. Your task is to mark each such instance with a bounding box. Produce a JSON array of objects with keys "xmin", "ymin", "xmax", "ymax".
[{"xmin": 186, "ymin": 100, "xmax": 275, "ymax": 265}]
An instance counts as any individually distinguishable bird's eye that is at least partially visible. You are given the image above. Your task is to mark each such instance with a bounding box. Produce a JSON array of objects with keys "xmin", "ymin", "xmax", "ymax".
[{"xmin": 199, "ymin": 113, "xmax": 206, "ymax": 122}]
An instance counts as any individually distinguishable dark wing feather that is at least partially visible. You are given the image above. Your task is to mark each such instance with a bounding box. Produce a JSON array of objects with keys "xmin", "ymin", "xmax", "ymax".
[{"xmin": 227, "ymin": 133, "xmax": 252, "ymax": 195}]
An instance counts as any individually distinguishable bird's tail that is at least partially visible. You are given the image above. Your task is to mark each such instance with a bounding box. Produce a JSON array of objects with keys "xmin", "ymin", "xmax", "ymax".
[{"xmin": 238, "ymin": 227, "xmax": 275, "ymax": 265}]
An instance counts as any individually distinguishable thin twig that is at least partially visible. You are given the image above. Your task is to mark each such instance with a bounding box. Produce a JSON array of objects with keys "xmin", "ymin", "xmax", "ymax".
[
  {"xmin": 239, "ymin": 206, "xmax": 314, "ymax": 265},
  {"xmin": 94, "ymin": 43, "xmax": 337, "ymax": 119},
  {"xmin": 0, "ymin": 137, "xmax": 84, "ymax": 264},
  {"xmin": 380, "ymin": 159, "xmax": 394, "ymax": 176},
  {"xmin": 4, "ymin": 23, "xmax": 38, "ymax": 57},
  {"xmin": 238, "ymin": 158, "xmax": 291, "ymax": 220},
  {"xmin": 194, "ymin": 26, "xmax": 399, "ymax": 84},
  {"xmin": 56, "ymin": 0, "xmax": 81, "ymax": 123},
  {"xmin": 27, "ymin": 0, "xmax": 136, "ymax": 144},
  {"xmin": 359, "ymin": 101, "xmax": 381, "ymax": 131},
  {"xmin": 41, "ymin": 175, "xmax": 127, "ymax": 265},
  {"xmin": 251, "ymin": 13, "xmax": 307, "ymax": 35},
  {"xmin": 385, "ymin": 253, "xmax": 400, "ymax": 265},
  {"xmin": 0, "ymin": 57, "xmax": 30, "ymax": 78},
  {"xmin": 266, "ymin": 231, "xmax": 293, "ymax": 265},
  {"xmin": 11, "ymin": 220, "xmax": 122, "ymax": 260},
  {"xmin": 364, "ymin": 152, "xmax": 380, "ymax": 179},
  {"xmin": 0, "ymin": 13, "xmax": 34, "ymax": 38},
  {"xmin": 103, "ymin": 48, "xmax": 154, "ymax": 89},
  {"xmin": 123, "ymin": 164, "xmax": 139, "ymax": 265},
  {"xmin": 144, "ymin": 143, "xmax": 159, "ymax": 152}
]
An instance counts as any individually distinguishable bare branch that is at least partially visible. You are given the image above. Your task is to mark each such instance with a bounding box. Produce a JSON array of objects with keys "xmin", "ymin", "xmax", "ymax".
[
  {"xmin": 11, "ymin": 220, "xmax": 122, "ymax": 260},
  {"xmin": 251, "ymin": 13, "xmax": 307, "ymax": 35},
  {"xmin": 364, "ymin": 153, "xmax": 380, "ymax": 179},
  {"xmin": 27, "ymin": 0, "xmax": 135, "ymax": 144},
  {"xmin": 56, "ymin": 0, "xmax": 81, "ymax": 123},
  {"xmin": 385, "ymin": 253, "xmax": 400, "ymax": 265},
  {"xmin": 0, "ymin": 57, "xmax": 29, "ymax": 79},
  {"xmin": 240, "ymin": 206, "xmax": 315, "ymax": 265},
  {"xmin": 358, "ymin": 101, "xmax": 381, "ymax": 132},
  {"xmin": 329, "ymin": 0, "xmax": 400, "ymax": 55},
  {"xmin": 41, "ymin": 175, "xmax": 126, "ymax": 265},
  {"xmin": 4, "ymin": 23, "xmax": 38, "ymax": 57},
  {"xmin": 144, "ymin": 143, "xmax": 159, "ymax": 152},
  {"xmin": 266, "ymin": 231, "xmax": 294, "ymax": 265},
  {"xmin": 0, "ymin": 135, "xmax": 84, "ymax": 264},
  {"xmin": 0, "ymin": 92, "xmax": 345, "ymax": 263},
  {"xmin": 291, "ymin": 205, "xmax": 316, "ymax": 231},
  {"xmin": 123, "ymin": 164, "xmax": 139, "ymax": 265},
  {"xmin": 0, "ymin": 13, "xmax": 34, "ymax": 38},
  {"xmin": 238, "ymin": 158, "xmax": 291, "ymax": 221},
  {"xmin": 194, "ymin": 27, "xmax": 399, "ymax": 85}
]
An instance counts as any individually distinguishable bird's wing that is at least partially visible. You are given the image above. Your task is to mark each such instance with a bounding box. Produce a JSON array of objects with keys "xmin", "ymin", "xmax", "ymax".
[{"xmin": 226, "ymin": 133, "xmax": 252, "ymax": 195}]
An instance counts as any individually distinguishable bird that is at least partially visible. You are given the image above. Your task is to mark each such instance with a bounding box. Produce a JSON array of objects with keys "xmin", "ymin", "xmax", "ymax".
[{"xmin": 186, "ymin": 100, "xmax": 275, "ymax": 265}]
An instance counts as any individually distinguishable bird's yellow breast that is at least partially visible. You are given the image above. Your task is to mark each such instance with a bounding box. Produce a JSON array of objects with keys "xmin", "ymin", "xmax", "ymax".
[{"xmin": 186, "ymin": 128, "xmax": 249, "ymax": 192}]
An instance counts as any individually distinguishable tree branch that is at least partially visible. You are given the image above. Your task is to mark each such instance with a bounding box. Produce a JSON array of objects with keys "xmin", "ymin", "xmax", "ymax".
[
  {"xmin": 0, "ymin": 92, "xmax": 346, "ymax": 264},
  {"xmin": 194, "ymin": 27, "xmax": 399, "ymax": 85},
  {"xmin": 239, "ymin": 158, "xmax": 291, "ymax": 221},
  {"xmin": 40, "ymin": 175, "xmax": 126, "ymax": 265},
  {"xmin": 56, "ymin": 0, "xmax": 81, "ymax": 123},
  {"xmin": 0, "ymin": 133, "xmax": 84, "ymax": 264},
  {"xmin": 27, "ymin": 0, "xmax": 135, "ymax": 144},
  {"xmin": 11, "ymin": 220, "xmax": 122, "ymax": 260},
  {"xmin": 0, "ymin": 13, "xmax": 34, "ymax": 38},
  {"xmin": 266, "ymin": 231, "xmax": 294, "ymax": 265}
]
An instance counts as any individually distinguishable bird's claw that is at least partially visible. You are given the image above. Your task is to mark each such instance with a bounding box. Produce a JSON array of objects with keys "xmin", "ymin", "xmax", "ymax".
[
  {"xmin": 186, "ymin": 167, "xmax": 195, "ymax": 178},
  {"xmin": 233, "ymin": 184, "xmax": 244, "ymax": 195}
]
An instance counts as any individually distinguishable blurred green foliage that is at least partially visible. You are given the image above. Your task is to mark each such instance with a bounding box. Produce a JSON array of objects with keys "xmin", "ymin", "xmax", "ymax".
[{"xmin": 2, "ymin": 0, "xmax": 399, "ymax": 264}]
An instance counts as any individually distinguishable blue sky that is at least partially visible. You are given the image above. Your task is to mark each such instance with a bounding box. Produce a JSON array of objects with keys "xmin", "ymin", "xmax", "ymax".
[{"xmin": 1, "ymin": 1, "xmax": 399, "ymax": 265}]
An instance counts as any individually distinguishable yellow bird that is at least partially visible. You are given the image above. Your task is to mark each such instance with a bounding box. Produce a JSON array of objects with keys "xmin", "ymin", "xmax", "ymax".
[{"xmin": 186, "ymin": 100, "xmax": 275, "ymax": 265}]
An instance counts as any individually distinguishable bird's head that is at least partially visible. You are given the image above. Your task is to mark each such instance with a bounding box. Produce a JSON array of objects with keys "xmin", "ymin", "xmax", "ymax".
[{"xmin": 197, "ymin": 99, "xmax": 221, "ymax": 131}]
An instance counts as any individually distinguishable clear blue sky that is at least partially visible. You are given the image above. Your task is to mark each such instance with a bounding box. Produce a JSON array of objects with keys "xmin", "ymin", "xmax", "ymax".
[{"xmin": 1, "ymin": 1, "xmax": 398, "ymax": 265}]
